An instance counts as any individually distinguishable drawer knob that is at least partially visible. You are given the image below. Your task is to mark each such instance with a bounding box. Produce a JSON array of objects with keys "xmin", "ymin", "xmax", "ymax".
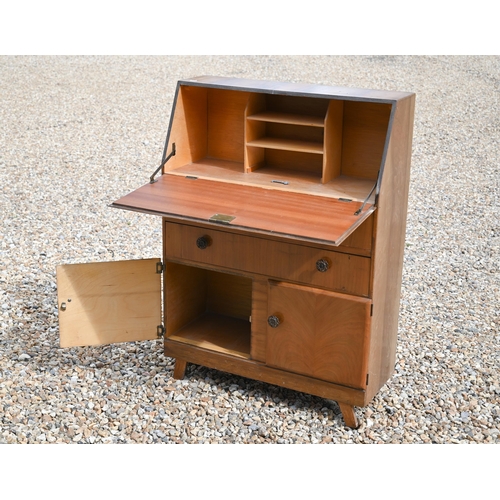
[
  {"xmin": 316, "ymin": 258, "xmax": 330, "ymax": 272},
  {"xmin": 268, "ymin": 315, "xmax": 281, "ymax": 328},
  {"xmin": 196, "ymin": 236, "xmax": 211, "ymax": 250}
]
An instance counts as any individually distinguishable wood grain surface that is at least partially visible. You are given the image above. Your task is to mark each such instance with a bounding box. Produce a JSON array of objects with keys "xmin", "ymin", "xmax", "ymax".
[{"xmin": 112, "ymin": 174, "xmax": 374, "ymax": 245}]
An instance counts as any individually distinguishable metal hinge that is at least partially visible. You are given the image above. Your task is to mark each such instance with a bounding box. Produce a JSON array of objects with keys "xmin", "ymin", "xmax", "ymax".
[
  {"xmin": 366, "ymin": 374, "xmax": 369, "ymax": 386},
  {"xmin": 156, "ymin": 262, "xmax": 164, "ymax": 274},
  {"xmin": 157, "ymin": 324, "xmax": 165, "ymax": 339},
  {"xmin": 370, "ymin": 304, "xmax": 373, "ymax": 316}
]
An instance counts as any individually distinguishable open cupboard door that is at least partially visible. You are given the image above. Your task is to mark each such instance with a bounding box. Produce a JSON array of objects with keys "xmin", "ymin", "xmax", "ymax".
[{"xmin": 57, "ymin": 258, "xmax": 162, "ymax": 348}]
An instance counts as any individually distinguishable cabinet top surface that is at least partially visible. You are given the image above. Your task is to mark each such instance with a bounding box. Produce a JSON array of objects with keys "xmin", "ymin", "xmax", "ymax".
[{"xmin": 178, "ymin": 75, "xmax": 414, "ymax": 102}]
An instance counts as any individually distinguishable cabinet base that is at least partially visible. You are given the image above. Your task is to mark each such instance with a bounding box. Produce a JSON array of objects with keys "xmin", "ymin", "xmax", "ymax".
[{"xmin": 169, "ymin": 344, "xmax": 364, "ymax": 429}]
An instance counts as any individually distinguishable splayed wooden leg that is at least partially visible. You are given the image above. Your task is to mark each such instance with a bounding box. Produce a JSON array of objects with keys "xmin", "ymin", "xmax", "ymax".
[
  {"xmin": 338, "ymin": 403, "xmax": 359, "ymax": 429},
  {"xmin": 173, "ymin": 359, "xmax": 187, "ymax": 379}
]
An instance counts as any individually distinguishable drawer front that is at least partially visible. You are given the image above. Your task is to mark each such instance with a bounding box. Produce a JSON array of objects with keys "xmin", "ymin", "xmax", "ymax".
[{"xmin": 164, "ymin": 222, "xmax": 370, "ymax": 296}]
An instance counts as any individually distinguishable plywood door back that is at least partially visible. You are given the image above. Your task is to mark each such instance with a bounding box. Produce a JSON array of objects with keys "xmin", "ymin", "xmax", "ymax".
[{"xmin": 57, "ymin": 259, "xmax": 161, "ymax": 347}]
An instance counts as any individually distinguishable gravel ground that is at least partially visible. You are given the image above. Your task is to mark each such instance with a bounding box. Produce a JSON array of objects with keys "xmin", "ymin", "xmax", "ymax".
[{"xmin": 0, "ymin": 55, "xmax": 499, "ymax": 445}]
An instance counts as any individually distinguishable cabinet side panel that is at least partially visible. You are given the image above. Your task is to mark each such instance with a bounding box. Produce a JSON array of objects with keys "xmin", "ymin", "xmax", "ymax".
[
  {"xmin": 341, "ymin": 101, "xmax": 392, "ymax": 180},
  {"xmin": 165, "ymin": 86, "xmax": 208, "ymax": 170},
  {"xmin": 366, "ymin": 95, "xmax": 415, "ymax": 402}
]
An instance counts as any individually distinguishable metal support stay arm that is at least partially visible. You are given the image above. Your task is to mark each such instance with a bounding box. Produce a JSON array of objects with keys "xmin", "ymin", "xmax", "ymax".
[
  {"xmin": 354, "ymin": 170, "xmax": 380, "ymax": 216},
  {"xmin": 150, "ymin": 143, "xmax": 176, "ymax": 183}
]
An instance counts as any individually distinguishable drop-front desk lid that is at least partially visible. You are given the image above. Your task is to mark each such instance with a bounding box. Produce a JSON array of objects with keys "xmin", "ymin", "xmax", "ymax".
[{"xmin": 110, "ymin": 173, "xmax": 375, "ymax": 246}]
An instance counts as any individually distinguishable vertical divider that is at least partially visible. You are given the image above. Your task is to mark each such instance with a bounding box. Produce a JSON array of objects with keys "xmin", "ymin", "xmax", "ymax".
[
  {"xmin": 250, "ymin": 278, "xmax": 269, "ymax": 362},
  {"xmin": 322, "ymin": 99, "xmax": 344, "ymax": 184},
  {"xmin": 244, "ymin": 93, "xmax": 266, "ymax": 172}
]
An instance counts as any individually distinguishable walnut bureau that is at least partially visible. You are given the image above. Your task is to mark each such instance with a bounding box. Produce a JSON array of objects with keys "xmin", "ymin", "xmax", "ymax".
[{"xmin": 56, "ymin": 76, "xmax": 415, "ymax": 428}]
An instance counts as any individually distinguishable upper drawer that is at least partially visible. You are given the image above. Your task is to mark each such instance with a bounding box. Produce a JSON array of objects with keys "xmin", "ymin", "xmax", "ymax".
[{"xmin": 164, "ymin": 222, "xmax": 370, "ymax": 297}]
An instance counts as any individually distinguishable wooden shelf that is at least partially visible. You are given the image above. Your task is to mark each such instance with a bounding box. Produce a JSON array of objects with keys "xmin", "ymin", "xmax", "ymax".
[
  {"xmin": 247, "ymin": 137, "xmax": 324, "ymax": 154},
  {"xmin": 168, "ymin": 312, "xmax": 251, "ymax": 359},
  {"xmin": 247, "ymin": 111, "xmax": 325, "ymax": 127}
]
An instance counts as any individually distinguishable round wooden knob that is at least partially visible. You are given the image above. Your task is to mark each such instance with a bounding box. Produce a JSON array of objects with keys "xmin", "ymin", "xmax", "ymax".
[
  {"xmin": 196, "ymin": 236, "xmax": 211, "ymax": 249},
  {"xmin": 316, "ymin": 258, "xmax": 330, "ymax": 272},
  {"xmin": 268, "ymin": 315, "xmax": 281, "ymax": 328}
]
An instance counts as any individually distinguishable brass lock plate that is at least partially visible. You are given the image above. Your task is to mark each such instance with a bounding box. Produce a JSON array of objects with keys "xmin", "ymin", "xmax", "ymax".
[{"xmin": 209, "ymin": 213, "xmax": 236, "ymax": 224}]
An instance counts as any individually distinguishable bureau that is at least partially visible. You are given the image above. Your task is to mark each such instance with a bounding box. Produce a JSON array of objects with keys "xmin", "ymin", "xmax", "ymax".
[{"xmin": 56, "ymin": 76, "xmax": 415, "ymax": 428}]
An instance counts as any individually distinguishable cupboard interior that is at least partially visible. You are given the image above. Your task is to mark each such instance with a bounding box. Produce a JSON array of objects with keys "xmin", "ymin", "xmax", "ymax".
[
  {"xmin": 165, "ymin": 86, "xmax": 392, "ymax": 201},
  {"xmin": 165, "ymin": 263, "xmax": 252, "ymax": 359}
]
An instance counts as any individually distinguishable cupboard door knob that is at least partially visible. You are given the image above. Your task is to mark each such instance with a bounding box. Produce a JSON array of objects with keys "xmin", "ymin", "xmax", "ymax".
[
  {"xmin": 196, "ymin": 236, "xmax": 211, "ymax": 249},
  {"xmin": 316, "ymin": 258, "xmax": 330, "ymax": 272},
  {"xmin": 268, "ymin": 315, "xmax": 281, "ymax": 328}
]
